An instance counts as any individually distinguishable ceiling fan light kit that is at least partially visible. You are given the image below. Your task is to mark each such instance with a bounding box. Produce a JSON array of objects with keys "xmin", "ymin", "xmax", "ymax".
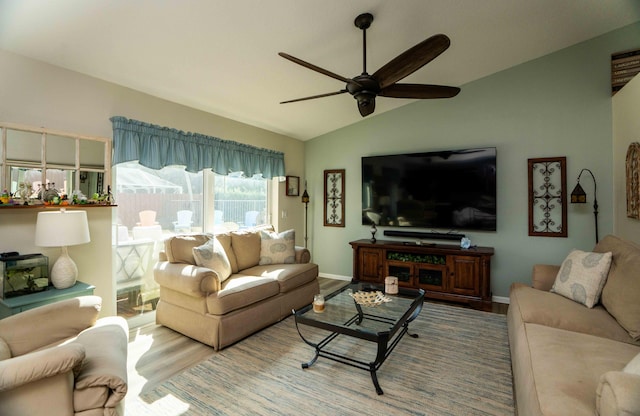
[{"xmin": 279, "ymin": 12, "xmax": 460, "ymax": 117}]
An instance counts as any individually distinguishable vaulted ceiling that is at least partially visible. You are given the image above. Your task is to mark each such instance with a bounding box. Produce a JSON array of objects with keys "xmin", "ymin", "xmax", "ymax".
[{"xmin": 1, "ymin": 0, "xmax": 639, "ymax": 140}]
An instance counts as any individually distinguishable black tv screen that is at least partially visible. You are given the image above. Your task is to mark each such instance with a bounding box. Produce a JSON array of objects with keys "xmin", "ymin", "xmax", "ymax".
[{"xmin": 361, "ymin": 147, "xmax": 497, "ymax": 231}]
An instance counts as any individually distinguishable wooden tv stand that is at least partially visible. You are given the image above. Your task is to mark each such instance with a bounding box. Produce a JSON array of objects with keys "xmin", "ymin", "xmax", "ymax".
[{"xmin": 349, "ymin": 239, "xmax": 494, "ymax": 311}]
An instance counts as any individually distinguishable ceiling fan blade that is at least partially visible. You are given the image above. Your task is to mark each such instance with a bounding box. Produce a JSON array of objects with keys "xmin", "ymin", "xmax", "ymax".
[
  {"xmin": 279, "ymin": 52, "xmax": 351, "ymax": 84},
  {"xmin": 380, "ymin": 83, "xmax": 460, "ymax": 99},
  {"xmin": 373, "ymin": 34, "xmax": 451, "ymax": 89},
  {"xmin": 280, "ymin": 90, "xmax": 348, "ymax": 104},
  {"xmin": 358, "ymin": 97, "xmax": 376, "ymax": 117}
]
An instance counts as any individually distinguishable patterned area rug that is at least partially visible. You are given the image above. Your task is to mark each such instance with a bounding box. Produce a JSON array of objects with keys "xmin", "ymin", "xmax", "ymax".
[{"xmin": 130, "ymin": 302, "xmax": 514, "ymax": 415}]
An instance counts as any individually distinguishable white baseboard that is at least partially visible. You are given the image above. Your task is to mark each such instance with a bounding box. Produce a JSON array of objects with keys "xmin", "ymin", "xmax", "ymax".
[
  {"xmin": 318, "ymin": 272, "xmax": 351, "ymax": 281},
  {"xmin": 319, "ymin": 273, "xmax": 511, "ymax": 305},
  {"xmin": 492, "ymin": 296, "xmax": 510, "ymax": 304}
]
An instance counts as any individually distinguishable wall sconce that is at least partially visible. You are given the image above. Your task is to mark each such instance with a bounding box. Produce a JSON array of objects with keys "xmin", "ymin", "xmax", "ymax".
[
  {"xmin": 35, "ymin": 209, "xmax": 91, "ymax": 289},
  {"xmin": 570, "ymin": 168, "xmax": 599, "ymax": 244},
  {"xmin": 301, "ymin": 184, "xmax": 310, "ymax": 248}
]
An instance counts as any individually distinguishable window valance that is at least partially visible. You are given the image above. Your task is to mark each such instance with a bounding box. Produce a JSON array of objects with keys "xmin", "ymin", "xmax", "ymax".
[{"xmin": 110, "ymin": 116, "xmax": 285, "ymax": 178}]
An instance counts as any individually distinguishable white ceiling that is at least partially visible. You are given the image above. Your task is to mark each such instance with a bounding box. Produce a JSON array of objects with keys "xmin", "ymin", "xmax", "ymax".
[{"xmin": 1, "ymin": 0, "xmax": 639, "ymax": 141}]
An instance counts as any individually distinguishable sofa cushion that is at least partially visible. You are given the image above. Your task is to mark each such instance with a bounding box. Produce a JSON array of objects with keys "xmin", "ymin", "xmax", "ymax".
[
  {"xmin": 206, "ymin": 275, "xmax": 280, "ymax": 315},
  {"xmin": 243, "ymin": 263, "xmax": 319, "ymax": 293},
  {"xmin": 0, "ymin": 337, "xmax": 10, "ymax": 360},
  {"xmin": 193, "ymin": 238, "xmax": 232, "ymax": 283},
  {"xmin": 522, "ymin": 323, "xmax": 640, "ymax": 416},
  {"xmin": 550, "ymin": 249, "xmax": 612, "ymax": 308},
  {"xmin": 230, "ymin": 230, "xmax": 261, "ymax": 270},
  {"xmin": 214, "ymin": 233, "xmax": 239, "ymax": 274},
  {"xmin": 510, "ymin": 283, "xmax": 639, "ymax": 345},
  {"xmin": 596, "ymin": 235, "xmax": 640, "ymax": 341},
  {"xmin": 259, "ymin": 229, "xmax": 295, "ymax": 265},
  {"xmin": 531, "ymin": 264, "xmax": 561, "ymax": 291},
  {"xmin": 165, "ymin": 234, "xmax": 212, "ymax": 264}
]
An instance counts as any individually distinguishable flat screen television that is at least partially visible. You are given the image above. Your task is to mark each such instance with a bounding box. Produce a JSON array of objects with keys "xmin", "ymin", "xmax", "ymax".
[{"xmin": 361, "ymin": 147, "xmax": 497, "ymax": 231}]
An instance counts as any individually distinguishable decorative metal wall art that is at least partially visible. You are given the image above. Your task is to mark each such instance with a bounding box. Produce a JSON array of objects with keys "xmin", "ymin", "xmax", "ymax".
[
  {"xmin": 324, "ymin": 169, "xmax": 345, "ymax": 227},
  {"xmin": 626, "ymin": 142, "xmax": 640, "ymax": 219},
  {"xmin": 528, "ymin": 157, "xmax": 567, "ymax": 237}
]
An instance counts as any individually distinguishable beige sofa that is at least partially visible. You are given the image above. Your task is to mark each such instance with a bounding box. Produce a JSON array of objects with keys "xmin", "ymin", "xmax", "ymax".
[
  {"xmin": 0, "ymin": 296, "xmax": 128, "ymax": 416},
  {"xmin": 508, "ymin": 235, "xmax": 640, "ymax": 416},
  {"xmin": 154, "ymin": 226, "xmax": 319, "ymax": 350}
]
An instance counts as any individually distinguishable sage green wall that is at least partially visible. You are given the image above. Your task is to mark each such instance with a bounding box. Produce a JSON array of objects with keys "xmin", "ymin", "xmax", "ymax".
[{"xmin": 305, "ymin": 23, "xmax": 640, "ymax": 299}]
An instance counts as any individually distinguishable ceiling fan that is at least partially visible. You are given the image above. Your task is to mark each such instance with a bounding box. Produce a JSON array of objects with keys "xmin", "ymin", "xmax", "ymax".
[{"xmin": 279, "ymin": 12, "xmax": 460, "ymax": 117}]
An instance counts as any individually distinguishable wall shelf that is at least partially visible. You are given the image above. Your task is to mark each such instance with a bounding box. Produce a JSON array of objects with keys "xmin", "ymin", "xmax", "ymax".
[{"xmin": 0, "ymin": 204, "xmax": 116, "ymax": 210}]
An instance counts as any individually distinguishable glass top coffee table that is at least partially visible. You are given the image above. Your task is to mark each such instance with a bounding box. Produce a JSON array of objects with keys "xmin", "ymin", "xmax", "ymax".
[{"xmin": 293, "ymin": 282, "xmax": 424, "ymax": 395}]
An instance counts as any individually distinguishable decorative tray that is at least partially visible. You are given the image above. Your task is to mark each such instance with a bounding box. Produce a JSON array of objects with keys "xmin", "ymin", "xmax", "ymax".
[{"xmin": 349, "ymin": 290, "xmax": 392, "ymax": 307}]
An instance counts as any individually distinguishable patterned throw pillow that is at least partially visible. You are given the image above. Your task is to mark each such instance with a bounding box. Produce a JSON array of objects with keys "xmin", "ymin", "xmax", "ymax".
[
  {"xmin": 259, "ymin": 229, "xmax": 295, "ymax": 265},
  {"xmin": 551, "ymin": 249, "xmax": 613, "ymax": 308},
  {"xmin": 193, "ymin": 237, "xmax": 232, "ymax": 283}
]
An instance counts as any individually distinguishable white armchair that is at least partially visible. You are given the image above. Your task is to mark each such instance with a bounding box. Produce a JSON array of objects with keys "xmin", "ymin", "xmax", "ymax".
[{"xmin": 0, "ymin": 296, "xmax": 128, "ymax": 416}]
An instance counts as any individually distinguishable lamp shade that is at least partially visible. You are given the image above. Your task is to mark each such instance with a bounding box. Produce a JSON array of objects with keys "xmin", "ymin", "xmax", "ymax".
[{"xmin": 35, "ymin": 209, "xmax": 90, "ymax": 247}]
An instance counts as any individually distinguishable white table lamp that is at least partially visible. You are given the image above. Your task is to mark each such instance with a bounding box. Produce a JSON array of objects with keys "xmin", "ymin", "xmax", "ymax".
[{"xmin": 35, "ymin": 209, "xmax": 91, "ymax": 289}]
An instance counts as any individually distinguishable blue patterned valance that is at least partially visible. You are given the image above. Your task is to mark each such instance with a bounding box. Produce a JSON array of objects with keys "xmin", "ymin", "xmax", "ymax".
[{"xmin": 110, "ymin": 116, "xmax": 285, "ymax": 178}]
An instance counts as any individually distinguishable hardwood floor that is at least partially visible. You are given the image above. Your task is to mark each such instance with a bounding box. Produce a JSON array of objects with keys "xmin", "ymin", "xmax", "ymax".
[
  {"xmin": 125, "ymin": 277, "xmax": 507, "ymax": 408},
  {"xmin": 126, "ymin": 277, "xmax": 348, "ymax": 404},
  {"xmin": 126, "ymin": 318, "xmax": 215, "ymax": 403}
]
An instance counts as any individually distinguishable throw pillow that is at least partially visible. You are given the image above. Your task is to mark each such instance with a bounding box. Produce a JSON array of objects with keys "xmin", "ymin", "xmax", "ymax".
[
  {"xmin": 597, "ymin": 235, "xmax": 640, "ymax": 341},
  {"xmin": 624, "ymin": 352, "xmax": 640, "ymax": 375},
  {"xmin": 259, "ymin": 229, "xmax": 295, "ymax": 265},
  {"xmin": 214, "ymin": 233, "xmax": 239, "ymax": 274},
  {"xmin": 193, "ymin": 237, "xmax": 232, "ymax": 283},
  {"xmin": 230, "ymin": 231, "xmax": 262, "ymax": 270},
  {"xmin": 165, "ymin": 234, "xmax": 212, "ymax": 264},
  {"xmin": 550, "ymin": 249, "xmax": 613, "ymax": 308},
  {"xmin": 0, "ymin": 337, "xmax": 11, "ymax": 360}
]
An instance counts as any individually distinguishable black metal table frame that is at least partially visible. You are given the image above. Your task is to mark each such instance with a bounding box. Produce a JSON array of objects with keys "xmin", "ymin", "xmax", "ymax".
[{"xmin": 293, "ymin": 285, "xmax": 424, "ymax": 395}]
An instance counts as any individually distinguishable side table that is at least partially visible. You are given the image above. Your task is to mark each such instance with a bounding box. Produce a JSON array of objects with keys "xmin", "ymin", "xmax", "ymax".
[{"xmin": 0, "ymin": 281, "xmax": 95, "ymax": 319}]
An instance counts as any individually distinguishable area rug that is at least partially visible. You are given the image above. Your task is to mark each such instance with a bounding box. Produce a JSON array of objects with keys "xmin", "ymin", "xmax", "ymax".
[{"xmin": 131, "ymin": 302, "xmax": 514, "ymax": 415}]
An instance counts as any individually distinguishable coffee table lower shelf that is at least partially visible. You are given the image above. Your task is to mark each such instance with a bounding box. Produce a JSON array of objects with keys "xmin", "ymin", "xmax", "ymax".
[{"xmin": 292, "ymin": 286, "xmax": 424, "ymax": 395}]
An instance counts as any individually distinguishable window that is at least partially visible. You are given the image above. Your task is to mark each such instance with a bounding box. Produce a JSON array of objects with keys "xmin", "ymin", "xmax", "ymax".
[
  {"xmin": 113, "ymin": 162, "xmax": 269, "ymax": 325},
  {"xmin": 211, "ymin": 172, "xmax": 268, "ymax": 231},
  {"xmin": 0, "ymin": 122, "xmax": 110, "ymax": 202},
  {"xmin": 109, "ymin": 117, "xmax": 280, "ymax": 326}
]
